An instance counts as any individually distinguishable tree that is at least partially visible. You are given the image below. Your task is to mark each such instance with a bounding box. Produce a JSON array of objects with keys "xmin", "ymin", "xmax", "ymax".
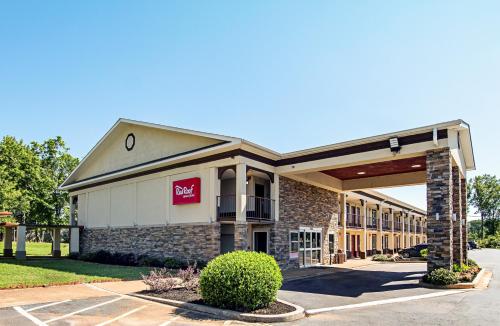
[
  {"xmin": 468, "ymin": 174, "xmax": 500, "ymax": 238},
  {"xmin": 0, "ymin": 135, "xmax": 79, "ymax": 225}
]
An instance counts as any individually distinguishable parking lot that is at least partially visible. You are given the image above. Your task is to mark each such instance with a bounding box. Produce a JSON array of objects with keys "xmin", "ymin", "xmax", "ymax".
[
  {"xmin": 0, "ymin": 250, "xmax": 496, "ymax": 325},
  {"xmin": 0, "ymin": 288, "xmax": 258, "ymax": 326}
]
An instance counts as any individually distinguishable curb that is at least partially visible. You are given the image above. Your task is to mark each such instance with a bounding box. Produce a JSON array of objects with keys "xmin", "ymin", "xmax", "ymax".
[
  {"xmin": 129, "ymin": 293, "xmax": 305, "ymax": 323},
  {"xmin": 420, "ymin": 268, "xmax": 488, "ymax": 289}
]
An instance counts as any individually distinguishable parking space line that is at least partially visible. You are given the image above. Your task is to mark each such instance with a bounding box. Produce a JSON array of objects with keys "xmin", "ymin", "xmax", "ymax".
[
  {"xmin": 45, "ymin": 296, "xmax": 124, "ymax": 323},
  {"xmin": 26, "ymin": 300, "xmax": 71, "ymax": 312},
  {"xmin": 13, "ymin": 306, "xmax": 48, "ymax": 326},
  {"xmin": 95, "ymin": 305, "xmax": 148, "ymax": 326},
  {"xmin": 306, "ymin": 289, "xmax": 466, "ymax": 315},
  {"xmin": 158, "ymin": 315, "xmax": 182, "ymax": 326}
]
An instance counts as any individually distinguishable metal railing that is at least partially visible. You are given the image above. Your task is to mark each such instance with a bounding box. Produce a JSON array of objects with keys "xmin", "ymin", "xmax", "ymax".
[
  {"xmin": 346, "ymin": 213, "xmax": 362, "ymax": 228},
  {"xmin": 394, "ymin": 222, "xmax": 402, "ymax": 231},
  {"xmin": 382, "ymin": 220, "xmax": 392, "ymax": 231},
  {"xmin": 216, "ymin": 195, "xmax": 275, "ymax": 221},
  {"xmin": 367, "ymin": 218, "xmax": 378, "ymax": 229}
]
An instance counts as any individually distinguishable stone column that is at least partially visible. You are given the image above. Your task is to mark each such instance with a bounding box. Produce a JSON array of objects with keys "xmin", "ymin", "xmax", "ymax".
[
  {"xmin": 3, "ymin": 227, "xmax": 14, "ymax": 257},
  {"xmin": 70, "ymin": 226, "xmax": 80, "ymax": 255},
  {"xmin": 426, "ymin": 148, "xmax": 453, "ymax": 272},
  {"xmin": 451, "ymin": 166, "xmax": 463, "ymax": 265},
  {"xmin": 234, "ymin": 223, "xmax": 248, "ymax": 251},
  {"xmin": 461, "ymin": 178, "xmax": 468, "ymax": 261},
  {"xmin": 15, "ymin": 225, "xmax": 26, "ymax": 259}
]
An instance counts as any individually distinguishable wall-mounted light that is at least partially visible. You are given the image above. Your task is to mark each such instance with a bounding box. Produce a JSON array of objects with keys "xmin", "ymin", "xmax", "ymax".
[
  {"xmin": 436, "ymin": 213, "xmax": 440, "ymax": 221},
  {"xmin": 411, "ymin": 164, "xmax": 422, "ymax": 168},
  {"xmin": 452, "ymin": 213, "xmax": 457, "ymax": 221},
  {"xmin": 389, "ymin": 137, "xmax": 400, "ymax": 153},
  {"xmin": 357, "ymin": 171, "xmax": 366, "ymax": 175}
]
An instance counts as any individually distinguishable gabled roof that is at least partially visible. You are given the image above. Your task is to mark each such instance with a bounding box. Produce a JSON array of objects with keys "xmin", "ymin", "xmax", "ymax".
[{"xmin": 59, "ymin": 118, "xmax": 244, "ymax": 189}]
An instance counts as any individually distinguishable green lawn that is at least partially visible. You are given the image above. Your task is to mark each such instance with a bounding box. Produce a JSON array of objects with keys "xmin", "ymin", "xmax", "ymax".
[
  {"xmin": 0, "ymin": 259, "xmax": 152, "ymax": 289},
  {"xmin": 0, "ymin": 241, "xmax": 69, "ymax": 256}
]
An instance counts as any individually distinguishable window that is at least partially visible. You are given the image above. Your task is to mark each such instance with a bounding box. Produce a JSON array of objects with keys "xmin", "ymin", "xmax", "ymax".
[
  {"xmin": 328, "ymin": 234, "xmax": 335, "ymax": 254},
  {"xmin": 290, "ymin": 231, "xmax": 299, "ymax": 259},
  {"xmin": 346, "ymin": 233, "xmax": 350, "ymax": 251}
]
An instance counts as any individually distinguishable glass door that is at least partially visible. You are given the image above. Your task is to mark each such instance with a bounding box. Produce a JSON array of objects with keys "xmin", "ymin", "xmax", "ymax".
[{"xmin": 299, "ymin": 227, "xmax": 322, "ymax": 267}]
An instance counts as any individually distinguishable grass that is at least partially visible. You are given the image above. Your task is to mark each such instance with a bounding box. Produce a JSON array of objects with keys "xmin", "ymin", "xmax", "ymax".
[
  {"xmin": 0, "ymin": 241, "xmax": 69, "ymax": 257},
  {"xmin": 0, "ymin": 259, "xmax": 152, "ymax": 289}
]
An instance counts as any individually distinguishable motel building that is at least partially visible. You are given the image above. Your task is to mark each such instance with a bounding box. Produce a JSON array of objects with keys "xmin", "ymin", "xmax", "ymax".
[{"xmin": 55, "ymin": 118, "xmax": 474, "ymax": 271}]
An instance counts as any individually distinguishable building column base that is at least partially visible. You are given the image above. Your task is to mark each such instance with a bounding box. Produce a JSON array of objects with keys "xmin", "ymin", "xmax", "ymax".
[
  {"xmin": 3, "ymin": 248, "xmax": 13, "ymax": 257},
  {"xmin": 15, "ymin": 251, "xmax": 26, "ymax": 259},
  {"xmin": 52, "ymin": 250, "xmax": 61, "ymax": 258}
]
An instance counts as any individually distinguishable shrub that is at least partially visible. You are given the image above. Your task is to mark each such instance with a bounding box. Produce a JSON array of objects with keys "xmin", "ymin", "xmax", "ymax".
[
  {"xmin": 93, "ymin": 250, "xmax": 114, "ymax": 264},
  {"xmin": 478, "ymin": 234, "xmax": 500, "ymax": 249},
  {"xmin": 200, "ymin": 251, "xmax": 283, "ymax": 312},
  {"xmin": 452, "ymin": 263, "xmax": 470, "ymax": 273},
  {"xmin": 164, "ymin": 257, "xmax": 185, "ymax": 269},
  {"xmin": 420, "ymin": 248, "xmax": 428, "ymax": 258},
  {"xmin": 111, "ymin": 252, "xmax": 137, "ymax": 266},
  {"xmin": 427, "ymin": 268, "xmax": 458, "ymax": 285},
  {"xmin": 142, "ymin": 268, "xmax": 179, "ymax": 293},
  {"xmin": 467, "ymin": 259, "xmax": 479, "ymax": 267},
  {"xmin": 372, "ymin": 254, "xmax": 392, "ymax": 261},
  {"xmin": 137, "ymin": 255, "xmax": 164, "ymax": 267}
]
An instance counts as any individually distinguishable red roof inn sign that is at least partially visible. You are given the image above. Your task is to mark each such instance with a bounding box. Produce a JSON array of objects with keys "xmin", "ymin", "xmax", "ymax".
[{"xmin": 173, "ymin": 177, "xmax": 201, "ymax": 205}]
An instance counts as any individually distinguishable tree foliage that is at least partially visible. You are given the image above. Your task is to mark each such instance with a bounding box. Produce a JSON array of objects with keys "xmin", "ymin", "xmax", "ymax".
[
  {"xmin": 0, "ymin": 136, "xmax": 79, "ymax": 225},
  {"xmin": 468, "ymin": 174, "xmax": 500, "ymax": 238}
]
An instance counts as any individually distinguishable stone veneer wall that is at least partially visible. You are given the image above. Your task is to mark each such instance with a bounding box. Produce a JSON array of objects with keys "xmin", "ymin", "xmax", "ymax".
[
  {"xmin": 80, "ymin": 223, "xmax": 220, "ymax": 262},
  {"xmin": 426, "ymin": 148, "xmax": 453, "ymax": 272},
  {"xmin": 452, "ymin": 166, "xmax": 463, "ymax": 264},
  {"xmin": 270, "ymin": 176, "xmax": 339, "ymax": 269},
  {"xmin": 461, "ymin": 178, "xmax": 468, "ymax": 261},
  {"xmin": 234, "ymin": 222, "xmax": 248, "ymax": 250}
]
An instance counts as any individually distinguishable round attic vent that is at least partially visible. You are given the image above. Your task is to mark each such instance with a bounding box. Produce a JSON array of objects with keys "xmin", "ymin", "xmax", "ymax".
[{"xmin": 125, "ymin": 133, "xmax": 135, "ymax": 151}]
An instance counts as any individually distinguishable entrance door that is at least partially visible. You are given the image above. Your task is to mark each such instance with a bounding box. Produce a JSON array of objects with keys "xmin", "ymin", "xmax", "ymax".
[
  {"xmin": 253, "ymin": 231, "xmax": 268, "ymax": 253},
  {"xmin": 299, "ymin": 228, "xmax": 322, "ymax": 267}
]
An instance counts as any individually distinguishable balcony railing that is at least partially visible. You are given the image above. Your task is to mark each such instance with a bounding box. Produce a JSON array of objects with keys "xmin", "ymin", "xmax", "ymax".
[
  {"xmin": 367, "ymin": 219, "xmax": 378, "ymax": 229},
  {"xmin": 416, "ymin": 226, "xmax": 422, "ymax": 233},
  {"xmin": 346, "ymin": 213, "xmax": 362, "ymax": 228},
  {"xmin": 216, "ymin": 195, "xmax": 275, "ymax": 221},
  {"xmin": 394, "ymin": 222, "xmax": 401, "ymax": 231},
  {"xmin": 382, "ymin": 221, "xmax": 392, "ymax": 231}
]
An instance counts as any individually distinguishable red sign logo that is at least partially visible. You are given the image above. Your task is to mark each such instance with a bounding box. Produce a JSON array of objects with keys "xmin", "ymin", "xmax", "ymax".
[{"xmin": 172, "ymin": 177, "xmax": 201, "ymax": 205}]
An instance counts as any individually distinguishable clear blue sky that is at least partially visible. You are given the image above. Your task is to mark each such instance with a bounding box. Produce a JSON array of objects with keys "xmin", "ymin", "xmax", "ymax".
[{"xmin": 1, "ymin": 1, "xmax": 499, "ymax": 212}]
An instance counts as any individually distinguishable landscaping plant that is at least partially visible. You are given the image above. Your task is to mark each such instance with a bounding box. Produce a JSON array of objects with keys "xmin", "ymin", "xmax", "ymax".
[
  {"xmin": 142, "ymin": 268, "xmax": 179, "ymax": 293},
  {"xmin": 199, "ymin": 251, "xmax": 283, "ymax": 312},
  {"xmin": 420, "ymin": 248, "xmax": 428, "ymax": 258},
  {"xmin": 372, "ymin": 254, "xmax": 393, "ymax": 262},
  {"xmin": 427, "ymin": 268, "xmax": 459, "ymax": 285}
]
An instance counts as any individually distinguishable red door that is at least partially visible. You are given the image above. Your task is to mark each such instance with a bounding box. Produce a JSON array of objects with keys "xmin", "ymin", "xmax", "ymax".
[{"xmin": 351, "ymin": 236, "xmax": 356, "ymax": 257}]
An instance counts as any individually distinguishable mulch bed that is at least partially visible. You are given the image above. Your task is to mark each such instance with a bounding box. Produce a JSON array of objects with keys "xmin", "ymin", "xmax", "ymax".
[{"xmin": 139, "ymin": 289, "xmax": 296, "ymax": 315}]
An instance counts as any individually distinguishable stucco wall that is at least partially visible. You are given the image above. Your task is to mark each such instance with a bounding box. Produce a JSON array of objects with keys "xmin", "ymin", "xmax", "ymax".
[{"xmin": 76, "ymin": 168, "xmax": 214, "ymax": 227}]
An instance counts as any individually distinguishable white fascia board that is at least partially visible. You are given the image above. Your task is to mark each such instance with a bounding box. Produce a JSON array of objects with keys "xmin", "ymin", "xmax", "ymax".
[{"xmin": 281, "ymin": 119, "xmax": 464, "ymax": 159}]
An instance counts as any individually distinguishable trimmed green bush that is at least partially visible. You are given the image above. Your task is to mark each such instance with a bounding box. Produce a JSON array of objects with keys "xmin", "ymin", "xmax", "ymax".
[
  {"xmin": 200, "ymin": 251, "xmax": 283, "ymax": 312},
  {"xmin": 372, "ymin": 254, "xmax": 392, "ymax": 261},
  {"xmin": 420, "ymin": 248, "xmax": 428, "ymax": 258},
  {"xmin": 467, "ymin": 258, "xmax": 479, "ymax": 267},
  {"xmin": 427, "ymin": 268, "xmax": 458, "ymax": 285}
]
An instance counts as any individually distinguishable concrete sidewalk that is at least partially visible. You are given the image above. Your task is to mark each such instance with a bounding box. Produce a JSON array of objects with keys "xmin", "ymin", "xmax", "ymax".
[{"xmin": 283, "ymin": 259, "xmax": 379, "ymax": 282}]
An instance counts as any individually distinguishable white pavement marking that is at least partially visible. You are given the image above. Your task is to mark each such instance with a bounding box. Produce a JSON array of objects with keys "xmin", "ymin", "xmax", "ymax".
[
  {"xmin": 95, "ymin": 305, "xmax": 148, "ymax": 326},
  {"xmin": 306, "ymin": 290, "xmax": 466, "ymax": 315},
  {"xmin": 26, "ymin": 300, "xmax": 71, "ymax": 312},
  {"xmin": 158, "ymin": 315, "xmax": 183, "ymax": 326},
  {"xmin": 45, "ymin": 296, "xmax": 124, "ymax": 323},
  {"xmin": 13, "ymin": 306, "xmax": 48, "ymax": 326}
]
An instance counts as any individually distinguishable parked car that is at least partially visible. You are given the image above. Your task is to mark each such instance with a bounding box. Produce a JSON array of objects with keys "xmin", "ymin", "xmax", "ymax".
[
  {"xmin": 467, "ymin": 240, "xmax": 478, "ymax": 250},
  {"xmin": 398, "ymin": 244, "xmax": 428, "ymax": 258}
]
